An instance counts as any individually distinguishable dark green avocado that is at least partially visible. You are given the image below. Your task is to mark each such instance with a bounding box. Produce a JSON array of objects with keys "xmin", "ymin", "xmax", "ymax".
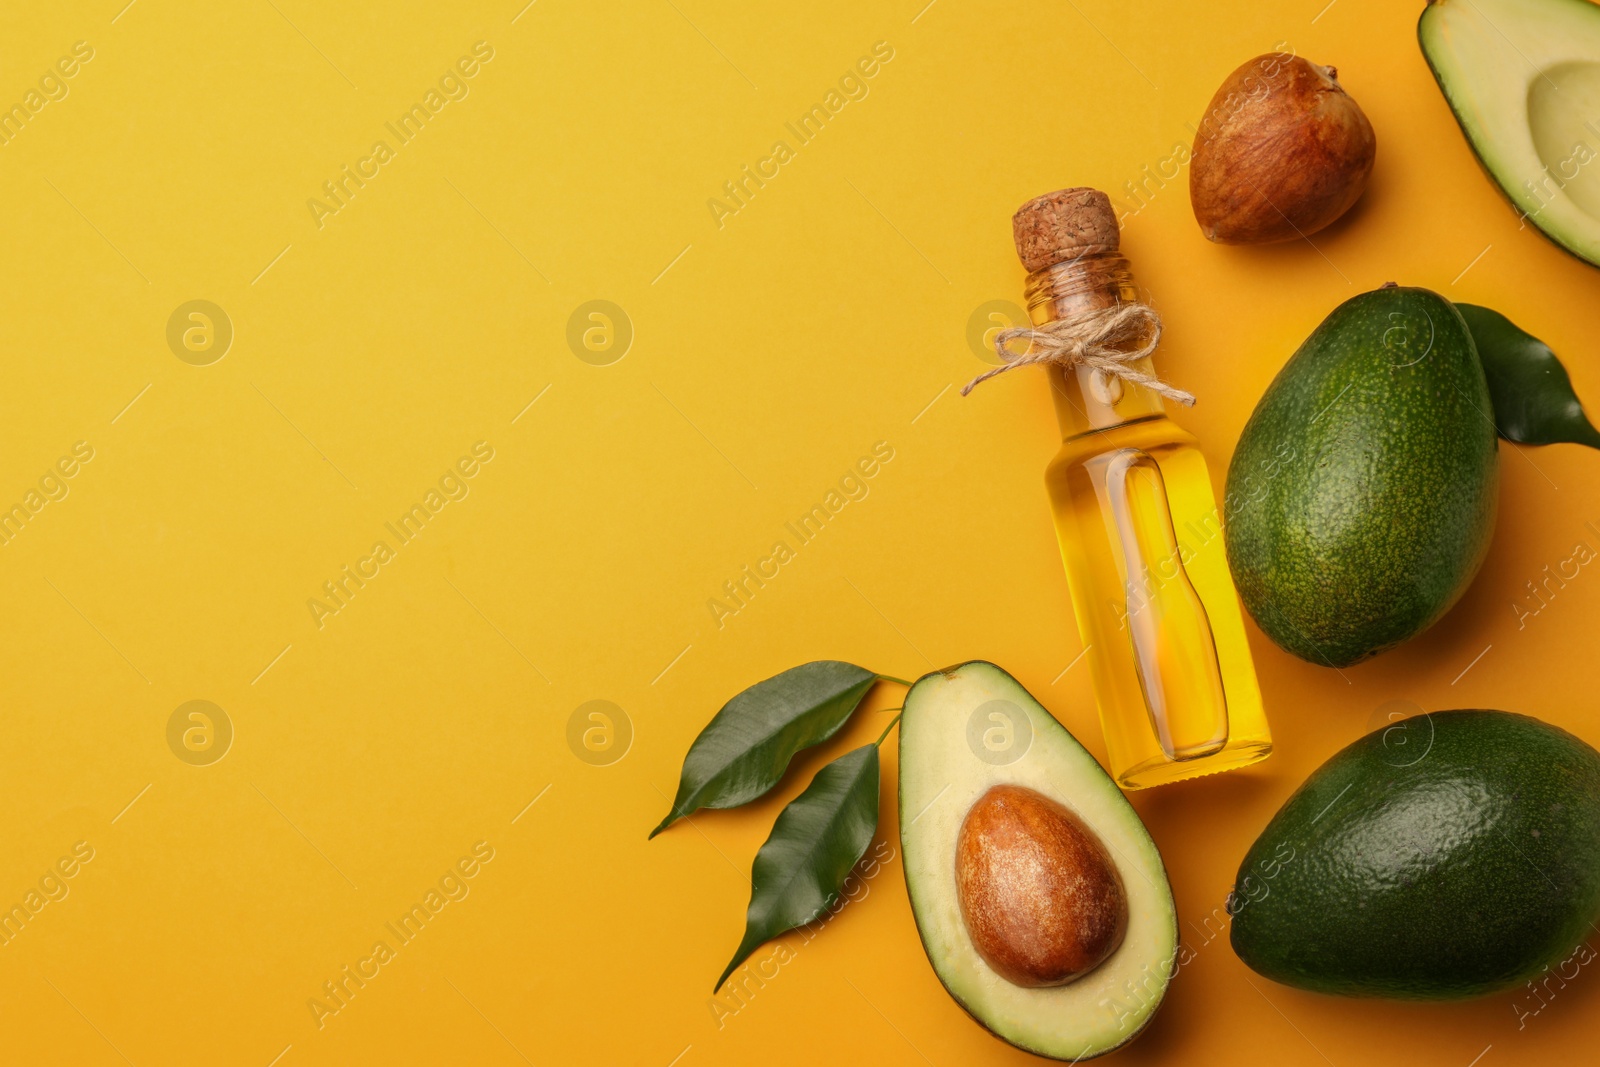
[
  {"xmin": 1224, "ymin": 285, "xmax": 1498, "ymax": 667},
  {"xmin": 1231, "ymin": 710, "xmax": 1600, "ymax": 998}
]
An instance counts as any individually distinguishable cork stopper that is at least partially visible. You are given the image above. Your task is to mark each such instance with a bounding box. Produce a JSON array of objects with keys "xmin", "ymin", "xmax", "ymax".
[{"xmin": 1012, "ymin": 188, "xmax": 1120, "ymax": 272}]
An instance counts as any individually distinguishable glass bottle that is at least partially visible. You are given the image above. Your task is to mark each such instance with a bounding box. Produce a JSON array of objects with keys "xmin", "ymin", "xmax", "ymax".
[{"xmin": 1010, "ymin": 188, "xmax": 1271, "ymax": 789}]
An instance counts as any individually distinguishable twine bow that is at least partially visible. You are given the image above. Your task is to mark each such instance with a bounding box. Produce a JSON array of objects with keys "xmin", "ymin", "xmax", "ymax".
[{"xmin": 961, "ymin": 302, "xmax": 1195, "ymax": 406}]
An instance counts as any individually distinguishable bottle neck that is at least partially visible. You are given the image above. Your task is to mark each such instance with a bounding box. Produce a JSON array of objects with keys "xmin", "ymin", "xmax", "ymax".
[{"xmin": 1023, "ymin": 250, "xmax": 1166, "ymax": 438}]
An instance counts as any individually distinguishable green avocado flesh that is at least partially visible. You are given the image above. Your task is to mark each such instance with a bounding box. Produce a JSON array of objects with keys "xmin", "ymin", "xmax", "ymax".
[
  {"xmin": 1420, "ymin": 0, "xmax": 1600, "ymax": 267},
  {"xmin": 899, "ymin": 662, "xmax": 1177, "ymax": 1060},
  {"xmin": 1223, "ymin": 286, "xmax": 1498, "ymax": 667},
  {"xmin": 1232, "ymin": 710, "xmax": 1600, "ymax": 998}
]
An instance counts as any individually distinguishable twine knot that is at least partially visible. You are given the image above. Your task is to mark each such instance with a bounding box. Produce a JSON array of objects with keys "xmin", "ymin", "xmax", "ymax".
[{"xmin": 961, "ymin": 302, "xmax": 1195, "ymax": 406}]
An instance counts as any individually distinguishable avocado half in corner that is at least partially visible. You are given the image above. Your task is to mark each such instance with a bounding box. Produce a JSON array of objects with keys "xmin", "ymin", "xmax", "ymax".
[
  {"xmin": 1421, "ymin": 0, "xmax": 1600, "ymax": 267},
  {"xmin": 899, "ymin": 662, "xmax": 1177, "ymax": 1060}
]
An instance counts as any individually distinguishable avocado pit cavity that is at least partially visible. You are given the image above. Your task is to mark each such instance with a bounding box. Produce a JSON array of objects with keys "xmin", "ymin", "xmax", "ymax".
[{"xmin": 955, "ymin": 784, "xmax": 1128, "ymax": 987}]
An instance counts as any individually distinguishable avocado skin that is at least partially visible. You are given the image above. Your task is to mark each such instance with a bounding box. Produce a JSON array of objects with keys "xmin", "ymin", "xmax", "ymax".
[
  {"xmin": 1224, "ymin": 286, "xmax": 1498, "ymax": 667},
  {"xmin": 1231, "ymin": 710, "xmax": 1600, "ymax": 998}
]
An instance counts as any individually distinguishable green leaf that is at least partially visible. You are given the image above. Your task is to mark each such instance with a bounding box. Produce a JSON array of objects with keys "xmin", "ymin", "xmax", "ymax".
[
  {"xmin": 650, "ymin": 661, "xmax": 877, "ymax": 838},
  {"xmin": 714, "ymin": 744, "xmax": 880, "ymax": 991},
  {"xmin": 1456, "ymin": 303, "xmax": 1600, "ymax": 450}
]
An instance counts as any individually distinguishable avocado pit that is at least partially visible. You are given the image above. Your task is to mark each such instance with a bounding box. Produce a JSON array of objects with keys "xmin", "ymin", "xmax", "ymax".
[{"xmin": 955, "ymin": 783, "xmax": 1128, "ymax": 987}]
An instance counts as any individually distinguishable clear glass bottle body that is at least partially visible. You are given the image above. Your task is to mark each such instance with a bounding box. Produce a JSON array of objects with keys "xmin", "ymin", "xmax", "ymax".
[{"xmin": 1028, "ymin": 253, "xmax": 1271, "ymax": 789}]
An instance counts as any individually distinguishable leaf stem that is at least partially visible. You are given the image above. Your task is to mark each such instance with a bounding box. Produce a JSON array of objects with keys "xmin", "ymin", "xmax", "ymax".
[
  {"xmin": 877, "ymin": 674, "xmax": 914, "ymax": 687},
  {"xmin": 875, "ymin": 712, "xmax": 904, "ymax": 747}
]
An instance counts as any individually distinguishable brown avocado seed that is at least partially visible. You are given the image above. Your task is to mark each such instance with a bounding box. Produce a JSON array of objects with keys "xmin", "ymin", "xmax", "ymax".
[
  {"xmin": 955, "ymin": 784, "xmax": 1128, "ymax": 988},
  {"xmin": 1189, "ymin": 53, "xmax": 1376, "ymax": 244}
]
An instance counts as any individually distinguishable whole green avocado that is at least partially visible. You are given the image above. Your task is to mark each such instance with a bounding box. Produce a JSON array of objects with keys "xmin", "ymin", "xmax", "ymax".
[
  {"xmin": 1224, "ymin": 285, "xmax": 1498, "ymax": 667},
  {"xmin": 1230, "ymin": 710, "xmax": 1600, "ymax": 998}
]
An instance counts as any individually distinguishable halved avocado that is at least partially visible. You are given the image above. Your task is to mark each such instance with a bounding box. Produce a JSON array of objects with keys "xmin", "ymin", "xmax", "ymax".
[
  {"xmin": 1420, "ymin": 0, "xmax": 1600, "ymax": 267},
  {"xmin": 899, "ymin": 662, "xmax": 1178, "ymax": 1060}
]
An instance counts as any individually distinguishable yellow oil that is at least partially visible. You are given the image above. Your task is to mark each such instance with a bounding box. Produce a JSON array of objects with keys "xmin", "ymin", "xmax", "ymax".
[
  {"xmin": 1026, "ymin": 255, "xmax": 1270, "ymax": 789},
  {"xmin": 1046, "ymin": 414, "xmax": 1271, "ymax": 787}
]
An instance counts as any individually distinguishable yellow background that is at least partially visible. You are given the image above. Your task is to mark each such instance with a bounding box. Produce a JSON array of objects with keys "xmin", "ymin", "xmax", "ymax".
[{"xmin": 2, "ymin": 0, "xmax": 1598, "ymax": 1063}]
